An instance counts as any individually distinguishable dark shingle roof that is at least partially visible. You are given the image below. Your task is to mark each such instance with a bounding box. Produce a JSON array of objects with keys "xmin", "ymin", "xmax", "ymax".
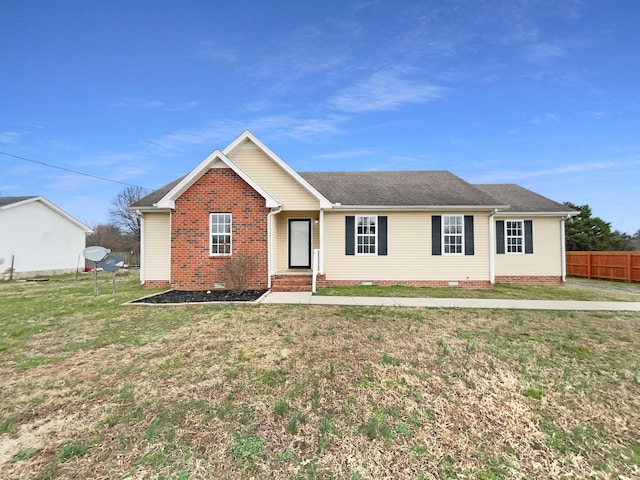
[
  {"xmin": 474, "ymin": 184, "xmax": 574, "ymax": 213},
  {"xmin": 0, "ymin": 196, "xmax": 37, "ymax": 207},
  {"xmin": 133, "ymin": 171, "xmax": 572, "ymax": 214},
  {"xmin": 300, "ymin": 171, "xmax": 503, "ymax": 207},
  {"xmin": 130, "ymin": 176, "xmax": 185, "ymax": 208}
]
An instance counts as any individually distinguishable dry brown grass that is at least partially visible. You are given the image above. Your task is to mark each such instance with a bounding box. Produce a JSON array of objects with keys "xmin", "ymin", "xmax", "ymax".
[{"xmin": 1, "ymin": 274, "xmax": 639, "ymax": 479}]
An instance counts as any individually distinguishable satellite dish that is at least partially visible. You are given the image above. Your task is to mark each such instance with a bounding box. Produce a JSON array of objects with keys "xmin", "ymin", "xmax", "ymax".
[
  {"xmin": 101, "ymin": 254, "xmax": 124, "ymax": 272},
  {"xmin": 83, "ymin": 246, "xmax": 110, "ymax": 262}
]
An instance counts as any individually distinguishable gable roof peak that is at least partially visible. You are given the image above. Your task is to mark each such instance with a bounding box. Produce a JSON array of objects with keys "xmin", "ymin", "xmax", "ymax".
[
  {"xmin": 223, "ymin": 131, "xmax": 332, "ymax": 208},
  {"xmin": 153, "ymin": 149, "xmax": 279, "ymax": 209},
  {"xmin": 0, "ymin": 196, "xmax": 92, "ymax": 231}
]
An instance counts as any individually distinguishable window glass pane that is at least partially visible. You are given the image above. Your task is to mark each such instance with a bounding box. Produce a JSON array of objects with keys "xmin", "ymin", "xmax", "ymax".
[
  {"xmin": 210, "ymin": 214, "xmax": 232, "ymax": 255},
  {"xmin": 506, "ymin": 220, "xmax": 523, "ymax": 253},
  {"xmin": 355, "ymin": 216, "xmax": 376, "ymax": 254},
  {"xmin": 442, "ymin": 215, "xmax": 463, "ymax": 254}
]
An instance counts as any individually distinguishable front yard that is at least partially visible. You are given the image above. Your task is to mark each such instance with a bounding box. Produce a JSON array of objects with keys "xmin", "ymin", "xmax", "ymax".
[{"xmin": 1, "ymin": 273, "xmax": 639, "ymax": 479}]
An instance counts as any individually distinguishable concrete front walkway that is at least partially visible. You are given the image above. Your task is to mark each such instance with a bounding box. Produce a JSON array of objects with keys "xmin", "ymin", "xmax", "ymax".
[{"xmin": 260, "ymin": 292, "xmax": 640, "ymax": 311}]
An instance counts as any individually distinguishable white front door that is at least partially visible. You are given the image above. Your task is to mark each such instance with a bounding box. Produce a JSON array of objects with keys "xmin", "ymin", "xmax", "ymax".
[{"xmin": 289, "ymin": 219, "xmax": 311, "ymax": 268}]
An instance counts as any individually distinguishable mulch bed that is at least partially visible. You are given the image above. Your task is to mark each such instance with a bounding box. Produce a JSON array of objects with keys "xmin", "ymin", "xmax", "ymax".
[{"xmin": 131, "ymin": 289, "xmax": 268, "ymax": 304}]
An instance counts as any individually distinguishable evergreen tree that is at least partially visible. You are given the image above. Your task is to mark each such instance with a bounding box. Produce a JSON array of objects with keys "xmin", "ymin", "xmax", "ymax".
[{"xmin": 564, "ymin": 202, "xmax": 627, "ymax": 251}]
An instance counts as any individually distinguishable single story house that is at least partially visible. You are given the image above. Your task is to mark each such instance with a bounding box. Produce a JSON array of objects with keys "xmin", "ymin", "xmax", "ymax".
[
  {"xmin": 0, "ymin": 196, "xmax": 92, "ymax": 279},
  {"xmin": 131, "ymin": 131, "xmax": 576, "ymax": 292}
]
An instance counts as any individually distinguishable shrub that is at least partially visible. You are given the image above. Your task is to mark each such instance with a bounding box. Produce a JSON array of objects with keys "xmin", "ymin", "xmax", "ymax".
[{"xmin": 219, "ymin": 252, "xmax": 259, "ymax": 294}]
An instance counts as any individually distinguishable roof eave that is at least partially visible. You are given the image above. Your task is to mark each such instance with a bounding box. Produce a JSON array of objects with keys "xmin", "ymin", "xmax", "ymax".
[
  {"xmin": 496, "ymin": 211, "xmax": 578, "ymax": 217},
  {"xmin": 127, "ymin": 206, "xmax": 173, "ymax": 214},
  {"xmin": 330, "ymin": 204, "xmax": 510, "ymax": 211}
]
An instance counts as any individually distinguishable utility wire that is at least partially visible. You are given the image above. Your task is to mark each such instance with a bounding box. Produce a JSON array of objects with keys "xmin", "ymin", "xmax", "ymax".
[{"xmin": 0, "ymin": 150, "xmax": 148, "ymax": 189}]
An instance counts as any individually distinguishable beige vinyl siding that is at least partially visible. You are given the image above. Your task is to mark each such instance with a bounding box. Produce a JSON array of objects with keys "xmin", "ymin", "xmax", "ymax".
[
  {"xmin": 270, "ymin": 213, "xmax": 280, "ymax": 275},
  {"xmin": 322, "ymin": 211, "xmax": 491, "ymax": 282},
  {"xmin": 494, "ymin": 217, "xmax": 563, "ymax": 276},
  {"xmin": 143, "ymin": 212, "xmax": 171, "ymax": 281},
  {"xmin": 275, "ymin": 211, "xmax": 320, "ymax": 272},
  {"xmin": 228, "ymin": 140, "xmax": 319, "ymax": 211}
]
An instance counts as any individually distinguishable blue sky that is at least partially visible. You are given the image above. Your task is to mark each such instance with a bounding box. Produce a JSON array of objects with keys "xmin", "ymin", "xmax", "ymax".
[{"xmin": 1, "ymin": 0, "xmax": 639, "ymax": 234}]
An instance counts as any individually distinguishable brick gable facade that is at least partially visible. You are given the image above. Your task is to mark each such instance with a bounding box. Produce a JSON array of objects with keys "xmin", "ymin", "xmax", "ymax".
[{"xmin": 170, "ymin": 168, "xmax": 269, "ymax": 290}]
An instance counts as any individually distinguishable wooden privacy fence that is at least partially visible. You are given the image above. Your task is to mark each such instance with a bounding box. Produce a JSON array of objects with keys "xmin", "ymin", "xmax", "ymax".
[{"xmin": 566, "ymin": 251, "xmax": 640, "ymax": 283}]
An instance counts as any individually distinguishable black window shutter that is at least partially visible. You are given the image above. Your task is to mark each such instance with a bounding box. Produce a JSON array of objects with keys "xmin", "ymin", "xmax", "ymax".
[
  {"xmin": 464, "ymin": 215, "xmax": 474, "ymax": 255},
  {"xmin": 378, "ymin": 216, "xmax": 388, "ymax": 256},
  {"xmin": 345, "ymin": 216, "xmax": 355, "ymax": 256},
  {"xmin": 496, "ymin": 220, "xmax": 505, "ymax": 254},
  {"xmin": 432, "ymin": 216, "xmax": 442, "ymax": 255},
  {"xmin": 524, "ymin": 220, "xmax": 534, "ymax": 254}
]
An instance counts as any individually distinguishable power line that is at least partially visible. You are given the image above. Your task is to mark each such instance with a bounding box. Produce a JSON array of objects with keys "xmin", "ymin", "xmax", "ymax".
[{"xmin": 0, "ymin": 150, "xmax": 148, "ymax": 189}]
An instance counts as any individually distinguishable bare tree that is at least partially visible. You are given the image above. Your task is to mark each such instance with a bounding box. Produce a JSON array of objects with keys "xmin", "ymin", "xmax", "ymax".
[
  {"xmin": 108, "ymin": 186, "xmax": 148, "ymax": 238},
  {"xmin": 87, "ymin": 223, "xmax": 128, "ymax": 250}
]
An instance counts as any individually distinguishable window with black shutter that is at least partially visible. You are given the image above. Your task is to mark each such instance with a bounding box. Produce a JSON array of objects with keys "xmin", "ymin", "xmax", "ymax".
[{"xmin": 345, "ymin": 215, "xmax": 387, "ymax": 256}]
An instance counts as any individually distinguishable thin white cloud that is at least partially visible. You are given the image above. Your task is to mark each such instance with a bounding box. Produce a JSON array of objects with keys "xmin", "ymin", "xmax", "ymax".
[
  {"xmin": 115, "ymin": 99, "xmax": 199, "ymax": 112},
  {"xmin": 330, "ymin": 68, "xmax": 444, "ymax": 113},
  {"xmin": 147, "ymin": 126, "xmax": 224, "ymax": 153},
  {"xmin": 166, "ymin": 101, "xmax": 200, "ymax": 112},
  {"xmin": 197, "ymin": 41, "xmax": 237, "ymax": 62},
  {"xmin": 0, "ymin": 131, "xmax": 26, "ymax": 144},
  {"xmin": 146, "ymin": 115, "xmax": 348, "ymax": 154},
  {"xmin": 280, "ymin": 117, "xmax": 345, "ymax": 139},
  {"xmin": 524, "ymin": 42, "xmax": 568, "ymax": 64},
  {"xmin": 313, "ymin": 149, "xmax": 378, "ymax": 160},
  {"xmin": 240, "ymin": 99, "xmax": 275, "ymax": 114},
  {"xmin": 45, "ymin": 173, "xmax": 100, "ymax": 190},
  {"xmin": 472, "ymin": 161, "xmax": 621, "ymax": 183},
  {"xmin": 530, "ymin": 113, "xmax": 559, "ymax": 125},
  {"xmin": 366, "ymin": 154, "xmax": 432, "ymax": 171},
  {"xmin": 75, "ymin": 152, "xmax": 153, "ymax": 184},
  {"xmin": 0, "ymin": 183, "xmax": 20, "ymax": 193},
  {"xmin": 75, "ymin": 153, "xmax": 145, "ymax": 168},
  {"xmin": 246, "ymin": 52, "xmax": 349, "ymax": 93}
]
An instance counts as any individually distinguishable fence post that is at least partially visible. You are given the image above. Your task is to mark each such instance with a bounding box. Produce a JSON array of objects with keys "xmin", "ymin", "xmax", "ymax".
[
  {"xmin": 587, "ymin": 252, "xmax": 592, "ymax": 279},
  {"xmin": 627, "ymin": 253, "xmax": 632, "ymax": 283}
]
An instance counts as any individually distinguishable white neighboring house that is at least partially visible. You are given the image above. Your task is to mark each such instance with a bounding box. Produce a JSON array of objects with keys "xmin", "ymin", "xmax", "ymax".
[{"xmin": 0, "ymin": 196, "xmax": 93, "ymax": 279}]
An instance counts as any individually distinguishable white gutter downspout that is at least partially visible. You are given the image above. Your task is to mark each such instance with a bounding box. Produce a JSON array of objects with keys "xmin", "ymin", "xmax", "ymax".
[
  {"xmin": 319, "ymin": 209, "xmax": 324, "ymax": 274},
  {"xmin": 267, "ymin": 206, "xmax": 283, "ymax": 289},
  {"xmin": 489, "ymin": 209, "xmax": 497, "ymax": 284},
  {"xmin": 561, "ymin": 215, "xmax": 569, "ymax": 282},
  {"xmin": 137, "ymin": 210, "xmax": 145, "ymax": 284}
]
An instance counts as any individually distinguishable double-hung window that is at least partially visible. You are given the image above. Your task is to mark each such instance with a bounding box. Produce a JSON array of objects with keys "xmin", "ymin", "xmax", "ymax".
[
  {"xmin": 345, "ymin": 215, "xmax": 387, "ymax": 256},
  {"xmin": 210, "ymin": 213, "xmax": 232, "ymax": 255},
  {"xmin": 505, "ymin": 220, "xmax": 524, "ymax": 253},
  {"xmin": 442, "ymin": 215, "xmax": 463, "ymax": 254},
  {"xmin": 356, "ymin": 215, "xmax": 377, "ymax": 255},
  {"xmin": 496, "ymin": 219, "xmax": 533, "ymax": 254},
  {"xmin": 432, "ymin": 215, "xmax": 474, "ymax": 256}
]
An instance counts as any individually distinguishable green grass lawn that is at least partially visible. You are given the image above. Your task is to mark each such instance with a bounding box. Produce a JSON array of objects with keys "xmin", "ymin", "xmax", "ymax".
[
  {"xmin": 315, "ymin": 278, "xmax": 640, "ymax": 301},
  {"xmin": 1, "ymin": 272, "xmax": 639, "ymax": 479}
]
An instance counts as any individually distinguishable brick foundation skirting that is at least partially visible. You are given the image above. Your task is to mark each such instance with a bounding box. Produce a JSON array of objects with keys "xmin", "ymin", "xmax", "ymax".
[
  {"xmin": 316, "ymin": 278, "xmax": 493, "ymax": 289},
  {"xmin": 144, "ymin": 276, "xmax": 563, "ymax": 291},
  {"xmin": 494, "ymin": 275, "xmax": 564, "ymax": 285}
]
